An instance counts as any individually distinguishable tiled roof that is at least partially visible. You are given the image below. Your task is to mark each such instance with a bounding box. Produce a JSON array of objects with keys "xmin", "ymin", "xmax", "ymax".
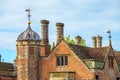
[
  {"xmin": 67, "ymin": 43, "xmax": 108, "ymax": 61},
  {"xmin": 0, "ymin": 62, "xmax": 17, "ymax": 77},
  {"xmin": 114, "ymin": 52, "xmax": 120, "ymax": 64},
  {"xmin": 0, "ymin": 62, "xmax": 15, "ymax": 71},
  {"xmin": 67, "ymin": 43, "xmax": 120, "ymax": 69}
]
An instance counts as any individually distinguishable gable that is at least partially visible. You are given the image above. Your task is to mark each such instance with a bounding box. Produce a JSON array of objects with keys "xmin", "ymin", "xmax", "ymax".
[
  {"xmin": 40, "ymin": 40, "xmax": 95, "ymax": 79},
  {"xmin": 47, "ymin": 40, "xmax": 91, "ymax": 70},
  {"xmin": 103, "ymin": 55, "xmax": 120, "ymax": 78},
  {"xmin": 47, "ymin": 40, "xmax": 120, "ymax": 70}
]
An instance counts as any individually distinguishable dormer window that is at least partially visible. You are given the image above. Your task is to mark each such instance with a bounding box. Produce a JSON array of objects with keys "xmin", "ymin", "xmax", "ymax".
[{"xmin": 56, "ymin": 55, "xmax": 68, "ymax": 66}]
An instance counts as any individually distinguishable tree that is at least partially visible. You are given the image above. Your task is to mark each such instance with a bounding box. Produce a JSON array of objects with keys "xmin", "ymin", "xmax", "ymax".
[
  {"xmin": 64, "ymin": 35, "xmax": 75, "ymax": 44},
  {"xmin": 51, "ymin": 35, "xmax": 86, "ymax": 51},
  {"xmin": 64, "ymin": 35, "xmax": 86, "ymax": 46},
  {"xmin": 80, "ymin": 39, "xmax": 86, "ymax": 46}
]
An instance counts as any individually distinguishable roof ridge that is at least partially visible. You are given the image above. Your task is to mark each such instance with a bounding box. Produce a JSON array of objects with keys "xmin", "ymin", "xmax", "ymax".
[
  {"xmin": 0, "ymin": 61, "xmax": 13, "ymax": 64},
  {"xmin": 67, "ymin": 43, "xmax": 91, "ymax": 48}
]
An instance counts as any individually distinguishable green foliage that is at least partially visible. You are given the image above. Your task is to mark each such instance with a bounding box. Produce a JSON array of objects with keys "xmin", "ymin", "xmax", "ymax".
[
  {"xmin": 64, "ymin": 35, "xmax": 86, "ymax": 46},
  {"xmin": 50, "ymin": 42, "xmax": 55, "ymax": 51},
  {"xmin": 64, "ymin": 35, "xmax": 75, "ymax": 44},
  {"xmin": 80, "ymin": 39, "xmax": 86, "ymax": 46},
  {"xmin": 50, "ymin": 35, "xmax": 86, "ymax": 51}
]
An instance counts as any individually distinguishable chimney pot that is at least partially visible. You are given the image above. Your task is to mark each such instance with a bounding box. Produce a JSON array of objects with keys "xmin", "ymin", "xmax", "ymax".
[
  {"xmin": 41, "ymin": 20, "xmax": 49, "ymax": 24},
  {"xmin": 56, "ymin": 23, "xmax": 64, "ymax": 27}
]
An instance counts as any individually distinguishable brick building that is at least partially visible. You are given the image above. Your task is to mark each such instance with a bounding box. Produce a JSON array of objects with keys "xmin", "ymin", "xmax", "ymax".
[
  {"xmin": 13, "ymin": 17, "xmax": 120, "ymax": 80},
  {"xmin": 0, "ymin": 10, "xmax": 120, "ymax": 80},
  {"xmin": 0, "ymin": 56, "xmax": 17, "ymax": 80}
]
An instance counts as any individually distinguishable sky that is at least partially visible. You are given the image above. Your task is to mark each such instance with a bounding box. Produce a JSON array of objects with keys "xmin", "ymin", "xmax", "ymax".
[{"xmin": 0, "ymin": 0, "xmax": 120, "ymax": 63}]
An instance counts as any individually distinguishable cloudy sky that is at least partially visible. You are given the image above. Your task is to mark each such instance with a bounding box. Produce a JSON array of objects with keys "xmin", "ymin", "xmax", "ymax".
[{"xmin": 0, "ymin": 0, "xmax": 120, "ymax": 63}]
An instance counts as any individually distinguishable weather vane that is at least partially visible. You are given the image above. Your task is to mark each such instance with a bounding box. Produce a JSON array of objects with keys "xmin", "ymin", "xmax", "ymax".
[
  {"xmin": 25, "ymin": 8, "xmax": 31, "ymax": 21},
  {"xmin": 107, "ymin": 30, "xmax": 112, "ymax": 41}
]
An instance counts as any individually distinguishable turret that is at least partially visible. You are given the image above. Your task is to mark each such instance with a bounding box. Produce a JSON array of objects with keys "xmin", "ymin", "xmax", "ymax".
[{"xmin": 16, "ymin": 8, "xmax": 40, "ymax": 80}]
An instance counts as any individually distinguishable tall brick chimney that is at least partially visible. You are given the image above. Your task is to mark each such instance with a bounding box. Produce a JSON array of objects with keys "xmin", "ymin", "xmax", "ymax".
[
  {"xmin": 40, "ymin": 20, "xmax": 50, "ymax": 56},
  {"xmin": 92, "ymin": 36, "xmax": 96, "ymax": 48},
  {"xmin": 96, "ymin": 35, "xmax": 102, "ymax": 48},
  {"xmin": 56, "ymin": 23, "xmax": 64, "ymax": 44},
  {"xmin": 75, "ymin": 35, "xmax": 81, "ymax": 45},
  {"xmin": 41, "ymin": 20, "xmax": 49, "ymax": 45}
]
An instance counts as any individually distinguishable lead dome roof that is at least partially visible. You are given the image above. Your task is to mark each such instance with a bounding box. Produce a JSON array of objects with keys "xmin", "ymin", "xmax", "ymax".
[{"xmin": 17, "ymin": 26, "xmax": 40, "ymax": 41}]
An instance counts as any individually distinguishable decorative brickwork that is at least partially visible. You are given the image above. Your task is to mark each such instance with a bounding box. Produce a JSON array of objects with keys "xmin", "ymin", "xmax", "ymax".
[
  {"xmin": 41, "ymin": 20, "xmax": 49, "ymax": 45},
  {"xmin": 14, "ymin": 19, "xmax": 120, "ymax": 80},
  {"xmin": 40, "ymin": 40, "xmax": 94, "ymax": 80},
  {"xmin": 16, "ymin": 41, "xmax": 40, "ymax": 80}
]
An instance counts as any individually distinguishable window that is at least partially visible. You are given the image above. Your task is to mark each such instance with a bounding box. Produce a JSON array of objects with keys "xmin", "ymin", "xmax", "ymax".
[
  {"xmin": 117, "ymin": 77, "xmax": 119, "ymax": 80},
  {"xmin": 50, "ymin": 72, "xmax": 75, "ymax": 80},
  {"xmin": 56, "ymin": 55, "xmax": 68, "ymax": 66},
  {"xmin": 95, "ymin": 75, "xmax": 99, "ymax": 80},
  {"xmin": 65, "ymin": 56, "xmax": 68, "ymax": 65}
]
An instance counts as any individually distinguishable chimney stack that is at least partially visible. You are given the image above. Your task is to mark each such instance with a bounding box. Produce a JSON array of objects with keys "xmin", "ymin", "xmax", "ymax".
[
  {"xmin": 92, "ymin": 36, "xmax": 96, "ymax": 48},
  {"xmin": 92, "ymin": 35, "xmax": 102, "ymax": 48},
  {"xmin": 41, "ymin": 20, "xmax": 49, "ymax": 45},
  {"xmin": 40, "ymin": 20, "xmax": 50, "ymax": 56},
  {"xmin": 75, "ymin": 35, "xmax": 81, "ymax": 45},
  {"xmin": 0, "ymin": 54, "xmax": 1, "ymax": 62},
  {"xmin": 96, "ymin": 35, "xmax": 102, "ymax": 48},
  {"xmin": 56, "ymin": 23, "xmax": 64, "ymax": 44}
]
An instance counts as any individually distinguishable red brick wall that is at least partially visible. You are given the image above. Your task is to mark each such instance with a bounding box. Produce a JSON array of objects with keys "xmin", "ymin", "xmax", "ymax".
[
  {"xmin": 16, "ymin": 41, "xmax": 41, "ymax": 80},
  {"xmin": 40, "ymin": 45, "xmax": 50, "ymax": 56},
  {"xmin": 96, "ymin": 57, "xmax": 120, "ymax": 80},
  {"xmin": 40, "ymin": 40, "xmax": 94, "ymax": 80}
]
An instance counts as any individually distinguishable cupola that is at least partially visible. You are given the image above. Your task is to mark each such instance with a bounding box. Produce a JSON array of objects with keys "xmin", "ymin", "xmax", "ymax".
[
  {"xmin": 17, "ymin": 8, "xmax": 40, "ymax": 41},
  {"xmin": 17, "ymin": 21, "xmax": 40, "ymax": 41}
]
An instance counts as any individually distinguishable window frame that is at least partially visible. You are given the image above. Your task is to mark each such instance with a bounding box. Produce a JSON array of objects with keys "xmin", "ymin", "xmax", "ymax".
[{"xmin": 56, "ymin": 55, "xmax": 68, "ymax": 66}]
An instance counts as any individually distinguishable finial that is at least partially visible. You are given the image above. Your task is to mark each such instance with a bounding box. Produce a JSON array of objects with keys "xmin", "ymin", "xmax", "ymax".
[
  {"xmin": 25, "ymin": 8, "xmax": 31, "ymax": 26},
  {"xmin": 27, "ymin": 21, "xmax": 31, "ymax": 26},
  {"xmin": 107, "ymin": 30, "xmax": 112, "ymax": 44}
]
